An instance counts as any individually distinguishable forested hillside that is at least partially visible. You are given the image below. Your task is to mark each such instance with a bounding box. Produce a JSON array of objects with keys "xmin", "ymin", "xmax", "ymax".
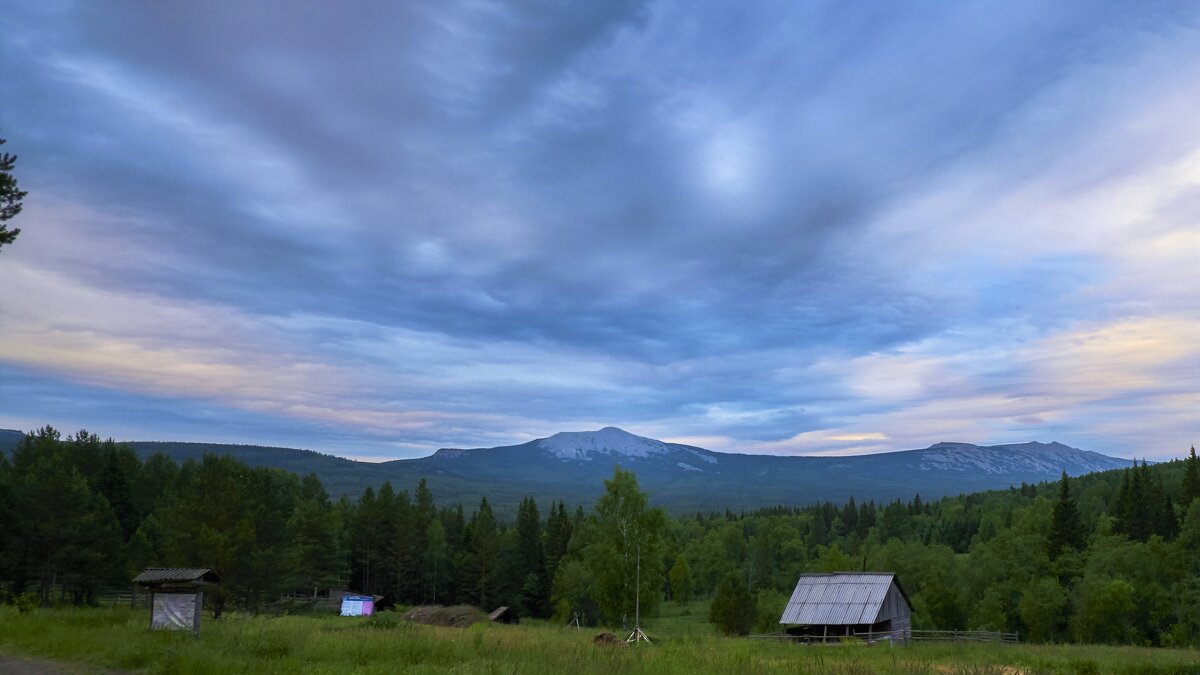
[
  {"xmin": 0, "ymin": 427, "xmax": 1136, "ymax": 513},
  {"xmin": 1, "ymin": 426, "xmax": 1197, "ymax": 646}
]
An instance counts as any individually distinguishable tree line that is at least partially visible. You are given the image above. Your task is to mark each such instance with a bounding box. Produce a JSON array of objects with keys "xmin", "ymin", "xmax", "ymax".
[{"xmin": 1, "ymin": 426, "xmax": 1198, "ymax": 645}]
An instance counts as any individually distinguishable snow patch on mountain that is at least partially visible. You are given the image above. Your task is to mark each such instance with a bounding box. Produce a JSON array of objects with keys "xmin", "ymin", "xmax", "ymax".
[
  {"xmin": 677, "ymin": 462, "xmax": 703, "ymax": 472},
  {"xmin": 915, "ymin": 441, "xmax": 1130, "ymax": 475},
  {"xmin": 538, "ymin": 427, "xmax": 672, "ymax": 460},
  {"xmin": 686, "ymin": 448, "xmax": 719, "ymax": 464}
]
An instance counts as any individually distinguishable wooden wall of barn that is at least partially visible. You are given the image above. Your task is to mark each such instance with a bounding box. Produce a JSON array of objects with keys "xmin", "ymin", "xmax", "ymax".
[{"xmin": 877, "ymin": 583, "xmax": 912, "ymax": 642}]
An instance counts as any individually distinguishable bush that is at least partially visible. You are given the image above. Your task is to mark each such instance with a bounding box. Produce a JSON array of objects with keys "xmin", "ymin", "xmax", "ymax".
[
  {"xmin": 709, "ymin": 574, "xmax": 756, "ymax": 635},
  {"xmin": 365, "ymin": 610, "xmax": 406, "ymax": 630},
  {"xmin": 15, "ymin": 591, "xmax": 40, "ymax": 613},
  {"xmin": 754, "ymin": 589, "xmax": 788, "ymax": 634}
]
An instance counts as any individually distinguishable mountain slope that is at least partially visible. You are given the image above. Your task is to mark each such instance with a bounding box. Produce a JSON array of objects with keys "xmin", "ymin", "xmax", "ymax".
[
  {"xmin": 0, "ymin": 427, "xmax": 1133, "ymax": 512},
  {"xmin": 403, "ymin": 428, "xmax": 1131, "ymax": 511}
]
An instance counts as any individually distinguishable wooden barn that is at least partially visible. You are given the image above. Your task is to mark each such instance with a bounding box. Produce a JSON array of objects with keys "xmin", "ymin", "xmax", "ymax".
[{"xmin": 778, "ymin": 572, "xmax": 912, "ymax": 643}]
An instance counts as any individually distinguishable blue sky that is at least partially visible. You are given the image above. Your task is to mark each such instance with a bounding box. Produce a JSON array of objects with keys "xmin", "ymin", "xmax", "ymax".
[{"xmin": 1, "ymin": 1, "xmax": 1197, "ymax": 460}]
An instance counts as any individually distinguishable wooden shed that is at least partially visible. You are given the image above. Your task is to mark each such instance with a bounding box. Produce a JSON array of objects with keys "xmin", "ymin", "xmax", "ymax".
[
  {"xmin": 488, "ymin": 606, "xmax": 519, "ymax": 624},
  {"xmin": 132, "ymin": 568, "xmax": 220, "ymax": 637},
  {"xmin": 778, "ymin": 572, "xmax": 912, "ymax": 643}
]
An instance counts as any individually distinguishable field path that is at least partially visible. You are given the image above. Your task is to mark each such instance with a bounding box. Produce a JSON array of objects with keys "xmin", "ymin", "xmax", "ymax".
[{"xmin": 0, "ymin": 652, "xmax": 131, "ymax": 675}]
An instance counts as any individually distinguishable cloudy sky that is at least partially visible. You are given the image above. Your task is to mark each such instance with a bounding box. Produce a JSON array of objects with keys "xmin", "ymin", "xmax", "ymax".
[{"xmin": 1, "ymin": 1, "xmax": 1197, "ymax": 461}]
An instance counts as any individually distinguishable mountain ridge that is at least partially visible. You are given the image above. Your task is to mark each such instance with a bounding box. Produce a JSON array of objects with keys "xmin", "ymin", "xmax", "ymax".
[{"xmin": 0, "ymin": 427, "xmax": 1134, "ymax": 513}]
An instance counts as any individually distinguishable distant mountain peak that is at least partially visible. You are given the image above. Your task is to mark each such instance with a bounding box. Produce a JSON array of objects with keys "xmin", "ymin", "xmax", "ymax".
[
  {"xmin": 915, "ymin": 440, "xmax": 1124, "ymax": 475},
  {"xmin": 536, "ymin": 427, "xmax": 671, "ymax": 461}
]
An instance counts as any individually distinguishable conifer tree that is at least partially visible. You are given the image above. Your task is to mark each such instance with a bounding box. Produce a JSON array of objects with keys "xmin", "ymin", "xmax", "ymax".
[
  {"xmin": 1115, "ymin": 463, "xmax": 1152, "ymax": 541},
  {"xmin": 1148, "ymin": 467, "xmax": 1177, "ymax": 540},
  {"xmin": 841, "ymin": 496, "xmax": 859, "ymax": 534},
  {"xmin": 372, "ymin": 482, "xmax": 400, "ymax": 596},
  {"xmin": 95, "ymin": 441, "xmax": 141, "ymax": 541},
  {"xmin": 543, "ymin": 501, "xmax": 572, "ymax": 586},
  {"xmin": 291, "ymin": 474, "xmax": 345, "ymax": 595},
  {"xmin": 0, "ymin": 137, "xmax": 26, "ymax": 251},
  {"xmin": 1048, "ymin": 472, "xmax": 1085, "ymax": 558},
  {"xmin": 1182, "ymin": 446, "xmax": 1200, "ymax": 508},
  {"xmin": 515, "ymin": 496, "xmax": 546, "ymax": 615},
  {"xmin": 413, "ymin": 479, "xmax": 434, "ymax": 598},
  {"xmin": 352, "ymin": 487, "xmax": 381, "ymax": 594},
  {"xmin": 468, "ymin": 497, "xmax": 499, "ymax": 607},
  {"xmin": 425, "ymin": 519, "xmax": 450, "ymax": 603}
]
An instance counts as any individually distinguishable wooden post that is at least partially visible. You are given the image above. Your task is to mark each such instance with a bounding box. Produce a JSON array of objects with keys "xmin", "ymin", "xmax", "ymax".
[{"xmin": 193, "ymin": 590, "xmax": 203, "ymax": 638}]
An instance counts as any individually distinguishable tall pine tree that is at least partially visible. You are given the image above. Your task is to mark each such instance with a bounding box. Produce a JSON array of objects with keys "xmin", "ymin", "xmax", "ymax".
[
  {"xmin": 1048, "ymin": 472, "xmax": 1085, "ymax": 558},
  {"xmin": 0, "ymin": 137, "xmax": 27, "ymax": 251},
  {"xmin": 543, "ymin": 501, "xmax": 572, "ymax": 590},
  {"xmin": 514, "ymin": 497, "xmax": 546, "ymax": 615},
  {"xmin": 467, "ymin": 498, "xmax": 499, "ymax": 608},
  {"xmin": 1182, "ymin": 446, "xmax": 1200, "ymax": 509}
]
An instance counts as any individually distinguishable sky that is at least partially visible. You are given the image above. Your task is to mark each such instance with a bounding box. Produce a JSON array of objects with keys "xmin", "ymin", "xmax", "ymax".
[{"xmin": 1, "ymin": 1, "xmax": 1197, "ymax": 461}]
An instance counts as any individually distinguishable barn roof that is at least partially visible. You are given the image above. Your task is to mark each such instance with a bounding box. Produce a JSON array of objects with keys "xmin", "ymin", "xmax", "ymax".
[
  {"xmin": 132, "ymin": 568, "xmax": 220, "ymax": 585},
  {"xmin": 779, "ymin": 572, "xmax": 910, "ymax": 625}
]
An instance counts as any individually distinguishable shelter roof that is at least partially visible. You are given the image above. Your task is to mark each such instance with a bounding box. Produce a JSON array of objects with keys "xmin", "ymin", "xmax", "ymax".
[
  {"xmin": 779, "ymin": 572, "xmax": 909, "ymax": 625},
  {"xmin": 132, "ymin": 568, "xmax": 220, "ymax": 585}
]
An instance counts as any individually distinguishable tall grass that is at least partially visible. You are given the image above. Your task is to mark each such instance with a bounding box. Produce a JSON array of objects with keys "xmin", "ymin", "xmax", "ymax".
[{"xmin": 0, "ymin": 606, "xmax": 1197, "ymax": 674}]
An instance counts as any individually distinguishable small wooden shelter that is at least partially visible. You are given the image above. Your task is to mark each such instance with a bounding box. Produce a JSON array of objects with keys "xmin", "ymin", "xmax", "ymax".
[
  {"xmin": 778, "ymin": 572, "xmax": 912, "ymax": 643},
  {"xmin": 132, "ymin": 568, "xmax": 220, "ymax": 637},
  {"xmin": 488, "ymin": 606, "xmax": 519, "ymax": 624}
]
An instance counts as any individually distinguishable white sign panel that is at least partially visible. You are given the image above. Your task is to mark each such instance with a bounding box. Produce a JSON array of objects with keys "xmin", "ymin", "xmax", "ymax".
[
  {"xmin": 340, "ymin": 595, "xmax": 375, "ymax": 616},
  {"xmin": 151, "ymin": 592, "xmax": 197, "ymax": 631}
]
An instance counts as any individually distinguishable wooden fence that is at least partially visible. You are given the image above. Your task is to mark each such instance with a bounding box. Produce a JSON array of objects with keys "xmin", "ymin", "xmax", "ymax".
[
  {"xmin": 747, "ymin": 629, "xmax": 1018, "ymax": 646},
  {"xmin": 911, "ymin": 629, "xmax": 1019, "ymax": 644}
]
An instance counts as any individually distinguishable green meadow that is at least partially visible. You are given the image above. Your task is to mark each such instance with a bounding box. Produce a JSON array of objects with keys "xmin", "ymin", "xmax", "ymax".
[{"xmin": 1, "ymin": 603, "xmax": 1197, "ymax": 675}]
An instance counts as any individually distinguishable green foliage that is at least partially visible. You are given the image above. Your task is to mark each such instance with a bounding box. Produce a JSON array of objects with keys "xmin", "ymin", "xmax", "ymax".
[
  {"xmin": 1073, "ymin": 577, "xmax": 1137, "ymax": 644},
  {"xmin": 579, "ymin": 467, "xmax": 666, "ymax": 626},
  {"xmin": 709, "ymin": 574, "xmax": 756, "ymax": 635},
  {"xmin": 0, "ymin": 137, "xmax": 26, "ymax": 250},
  {"xmin": 291, "ymin": 473, "xmax": 346, "ymax": 594},
  {"xmin": 811, "ymin": 544, "xmax": 854, "ymax": 572},
  {"xmin": 425, "ymin": 519, "xmax": 451, "ymax": 604},
  {"xmin": 1182, "ymin": 446, "xmax": 1200, "ymax": 509},
  {"xmin": 14, "ymin": 590, "xmax": 39, "ymax": 613},
  {"xmin": 667, "ymin": 554, "xmax": 694, "ymax": 605},
  {"xmin": 550, "ymin": 558, "xmax": 600, "ymax": 625},
  {"xmin": 466, "ymin": 497, "xmax": 499, "ymax": 608},
  {"xmin": 1019, "ymin": 577, "xmax": 1068, "ymax": 642},
  {"xmin": 157, "ymin": 455, "xmax": 301, "ymax": 615},
  {"xmin": 513, "ymin": 496, "xmax": 546, "ymax": 615},
  {"xmin": 3, "ymin": 425, "xmax": 1200, "ymax": 649},
  {"xmin": 1114, "ymin": 462, "xmax": 1177, "ymax": 542},
  {"xmin": 753, "ymin": 588, "xmax": 788, "ymax": 634},
  {"xmin": 1048, "ymin": 472, "xmax": 1086, "ymax": 559}
]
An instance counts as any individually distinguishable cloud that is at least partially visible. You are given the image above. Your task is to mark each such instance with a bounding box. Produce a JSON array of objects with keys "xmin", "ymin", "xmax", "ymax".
[{"xmin": 1, "ymin": 0, "xmax": 1198, "ymax": 460}]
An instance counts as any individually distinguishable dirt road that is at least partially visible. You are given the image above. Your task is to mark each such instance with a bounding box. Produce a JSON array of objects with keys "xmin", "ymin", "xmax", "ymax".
[{"xmin": 0, "ymin": 653, "xmax": 129, "ymax": 674}]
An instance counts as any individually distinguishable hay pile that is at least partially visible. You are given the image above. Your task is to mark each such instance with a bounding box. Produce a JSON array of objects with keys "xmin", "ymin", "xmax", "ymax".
[
  {"xmin": 592, "ymin": 632, "xmax": 627, "ymax": 647},
  {"xmin": 402, "ymin": 605, "xmax": 486, "ymax": 628}
]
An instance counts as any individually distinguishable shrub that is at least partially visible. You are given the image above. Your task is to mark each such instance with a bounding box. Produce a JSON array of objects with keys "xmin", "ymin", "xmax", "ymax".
[
  {"xmin": 709, "ymin": 574, "xmax": 756, "ymax": 635},
  {"xmin": 15, "ymin": 591, "xmax": 40, "ymax": 614}
]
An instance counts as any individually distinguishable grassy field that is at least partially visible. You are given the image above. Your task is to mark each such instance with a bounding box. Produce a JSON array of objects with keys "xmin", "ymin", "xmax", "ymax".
[{"xmin": 0, "ymin": 603, "xmax": 1197, "ymax": 675}]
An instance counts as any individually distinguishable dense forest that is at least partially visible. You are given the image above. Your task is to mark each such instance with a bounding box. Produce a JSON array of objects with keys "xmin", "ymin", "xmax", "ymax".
[{"xmin": 1, "ymin": 426, "xmax": 1198, "ymax": 647}]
